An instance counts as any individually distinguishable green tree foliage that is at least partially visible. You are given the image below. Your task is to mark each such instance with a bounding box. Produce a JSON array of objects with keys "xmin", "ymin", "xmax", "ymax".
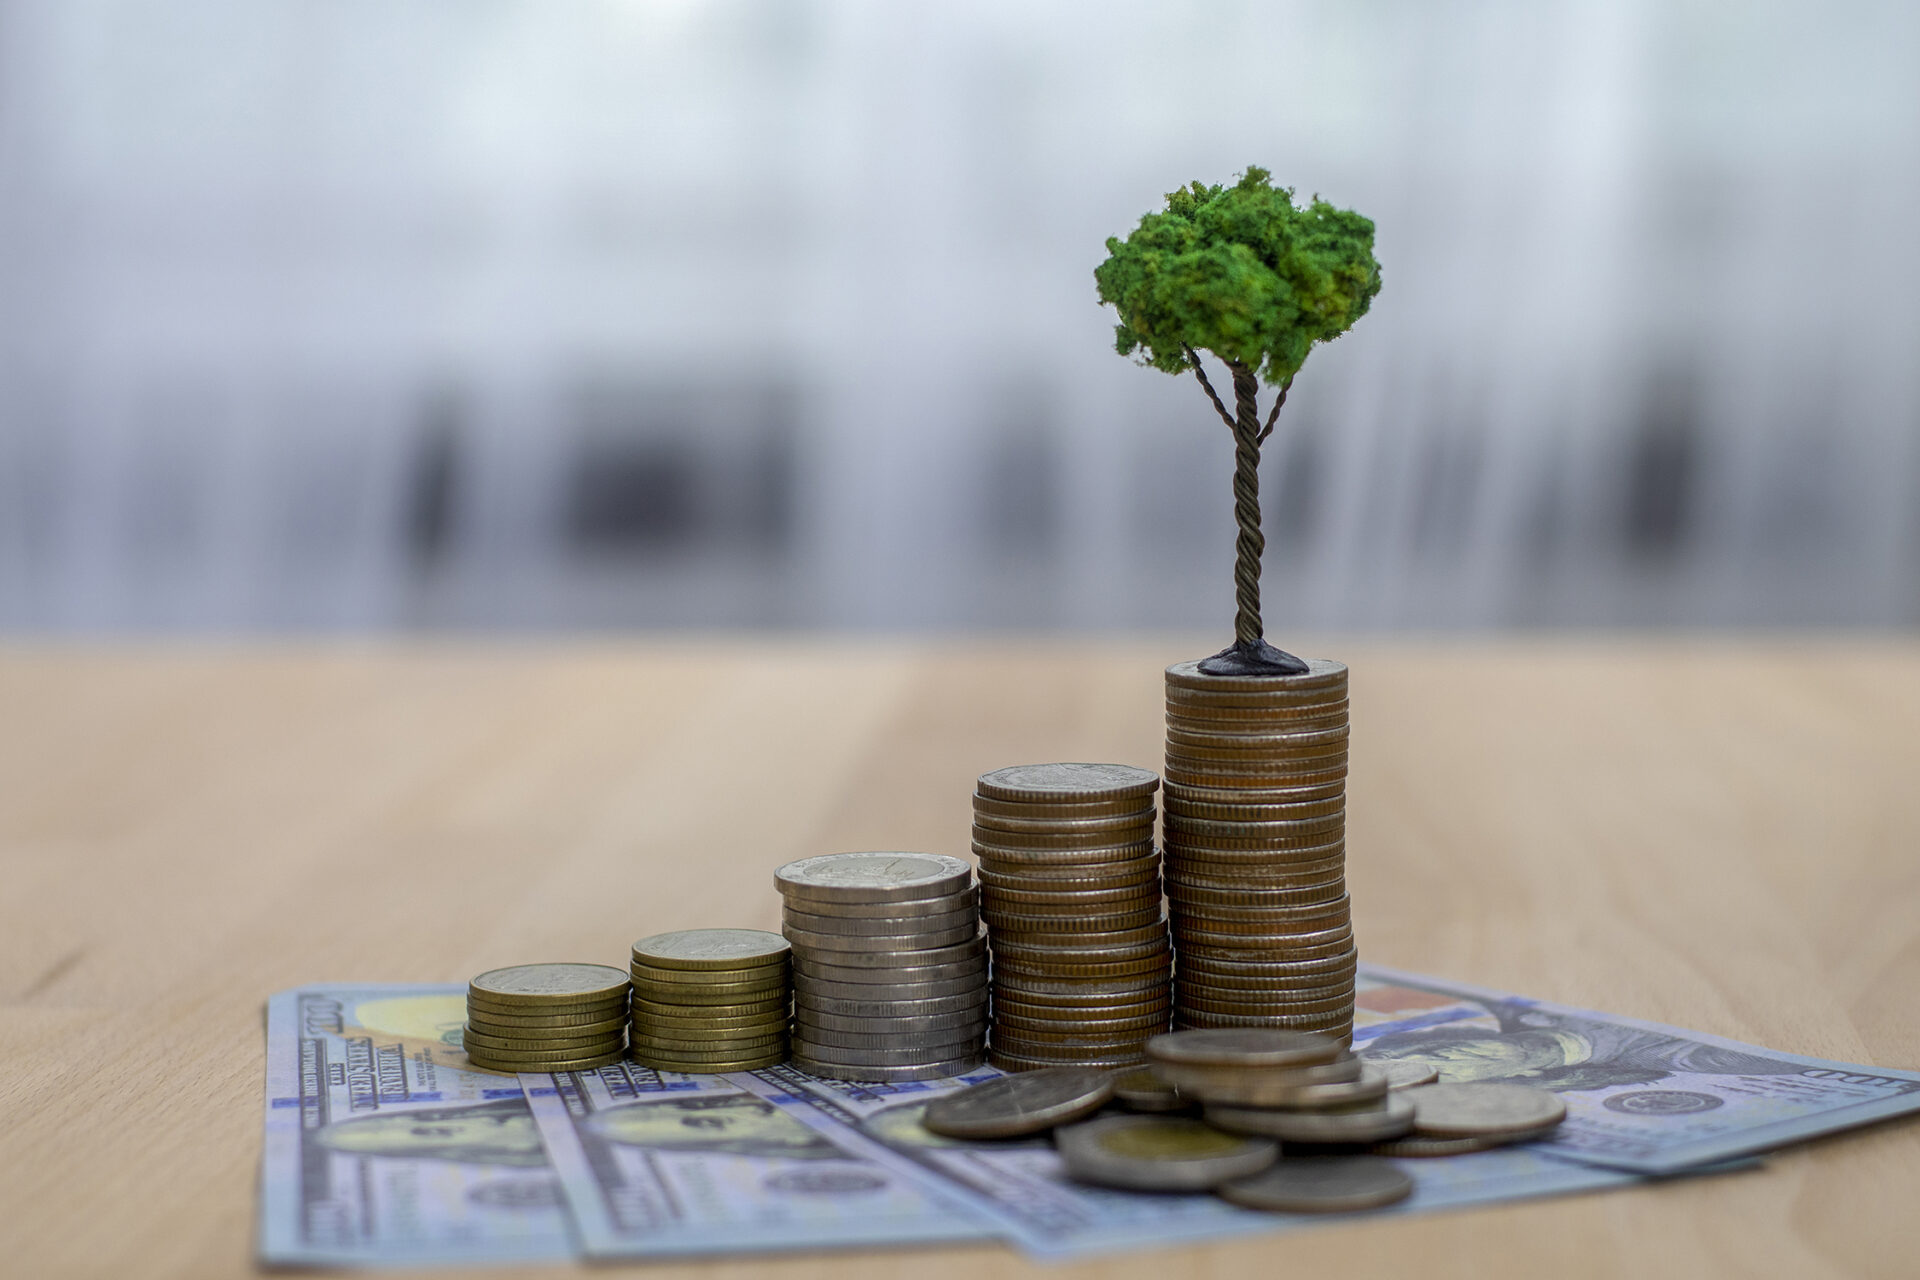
[
  {"xmin": 1095, "ymin": 168, "xmax": 1380, "ymax": 673},
  {"xmin": 1094, "ymin": 167, "xmax": 1381, "ymax": 384}
]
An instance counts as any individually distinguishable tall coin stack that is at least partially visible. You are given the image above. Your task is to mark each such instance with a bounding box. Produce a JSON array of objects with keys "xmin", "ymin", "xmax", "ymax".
[
  {"xmin": 463, "ymin": 963, "xmax": 632, "ymax": 1073},
  {"xmin": 973, "ymin": 763, "xmax": 1173, "ymax": 1072},
  {"xmin": 1161, "ymin": 659, "xmax": 1356, "ymax": 1041},
  {"xmin": 776, "ymin": 852, "xmax": 988, "ymax": 1082},
  {"xmin": 628, "ymin": 929, "xmax": 791, "ymax": 1073}
]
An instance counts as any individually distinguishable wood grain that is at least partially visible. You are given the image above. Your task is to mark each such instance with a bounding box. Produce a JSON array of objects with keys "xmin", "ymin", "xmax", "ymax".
[{"xmin": 2, "ymin": 639, "xmax": 1916, "ymax": 1278}]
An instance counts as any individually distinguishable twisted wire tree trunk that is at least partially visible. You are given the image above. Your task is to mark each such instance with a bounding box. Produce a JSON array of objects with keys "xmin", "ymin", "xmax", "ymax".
[
  {"xmin": 1187, "ymin": 352, "xmax": 1308, "ymax": 677},
  {"xmin": 1227, "ymin": 360, "xmax": 1266, "ymax": 649}
]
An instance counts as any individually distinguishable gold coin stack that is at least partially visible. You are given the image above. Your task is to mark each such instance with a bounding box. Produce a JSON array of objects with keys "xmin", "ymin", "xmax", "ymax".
[
  {"xmin": 1162, "ymin": 658, "xmax": 1356, "ymax": 1041},
  {"xmin": 628, "ymin": 929, "xmax": 792, "ymax": 1073},
  {"xmin": 974, "ymin": 763, "xmax": 1173, "ymax": 1072},
  {"xmin": 463, "ymin": 963, "xmax": 632, "ymax": 1073}
]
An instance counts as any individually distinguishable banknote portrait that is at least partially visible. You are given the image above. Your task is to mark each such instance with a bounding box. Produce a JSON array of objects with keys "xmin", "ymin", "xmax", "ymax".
[
  {"xmin": 313, "ymin": 1097, "xmax": 548, "ymax": 1167},
  {"xmin": 585, "ymin": 1092, "xmax": 841, "ymax": 1158}
]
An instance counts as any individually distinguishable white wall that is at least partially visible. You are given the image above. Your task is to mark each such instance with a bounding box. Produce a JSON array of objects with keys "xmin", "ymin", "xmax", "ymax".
[{"xmin": 1, "ymin": 0, "xmax": 1915, "ymax": 631}]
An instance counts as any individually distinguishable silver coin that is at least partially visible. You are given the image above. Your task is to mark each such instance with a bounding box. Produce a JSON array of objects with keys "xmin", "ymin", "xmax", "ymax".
[
  {"xmin": 992, "ymin": 1048, "xmax": 1145, "ymax": 1073},
  {"xmin": 977, "ymin": 763, "xmax": 1160, "ymax": 804},
  {"xmin": 791, "ymin": 1053, "xmax": 984, "ymax": 1083},
  {"xmin": 790, "ymin": 1038, "xmax": 986, "ymax": 1068},
  {"xmin": 1218, "ymin": 1156, "xmax": 1413, "ymax": 1213},
  {"xmin": 782, "ymin": 920, "xmax": 979, "ymax": 953},
  {"xmin": 922, "ymin": 1067, "xmax": 1115, "ymax": 1138},
  {"xmin": 798, "ymin": 974, "xmax": 987, "ymax": 1001},
  {"xmin": 794, "ymin": 1024, "xmax": 986, "ymax": 1052},
  {"xmin": 1205, "ymin": 1093, "xmax": 1414, "ymax": 1145},
  {"xmin": 1409, "ymin": 1082, "xmax": 1567, "ymax": 1137},
  {"xmin": 783, "ymin": 905, "xmax": 978, "ymax": 937},
  {"xmin": 794, "ymin": 956, "xmax": 988, "ymax": 986},
  {"xmin": 1369, "ymin": 1059, "xmax": 1441, "ymax": 1090},
  {"xmin": 1371, "ymin": 1123, "xmax": 1565, "ymax": 1157},
  {"xmin": 1147, "ymin": 1028, "xmax": 1345, "ymax": 1068},
  {"xmin": 776, "ymin": 852, "xmax": 973, "ymax": 904},
  {"xmin": 1053, "ymin": 1114, "xmax": 1276, "ymax": 1191},
  {"xmin": 796, "ymin": 988, "xmax": 989, "ymax": 1019},
  {"xmin": 780, "ymin": 887, "xmax": 978, "ymax": 920},
  {"xmin": 1110, "ymin": 1066, "xmax": 1190, "ymax": 1112},
  {"xmin": 783, "ymin": 930, "xmax": 986, "ymax": 969},
  {"xmin": 792, "ymin": 1005, "xmax": 987, "ymax": 1035}
]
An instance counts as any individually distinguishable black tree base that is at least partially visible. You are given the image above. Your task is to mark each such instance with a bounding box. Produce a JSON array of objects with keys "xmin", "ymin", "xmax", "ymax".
[{"xmin": 1197, "ymin": 638, "xmax": 1311, "ymax": 677}]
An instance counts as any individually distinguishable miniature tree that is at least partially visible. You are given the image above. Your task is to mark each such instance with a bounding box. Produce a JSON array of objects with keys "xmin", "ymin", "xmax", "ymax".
[{"xmin": 1095, "ymin": 167, "xmax": 1381, "ymax": 675}]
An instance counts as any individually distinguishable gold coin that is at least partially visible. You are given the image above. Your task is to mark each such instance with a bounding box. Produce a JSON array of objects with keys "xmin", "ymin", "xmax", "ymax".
[
  {"xmin": 1175, "ymin": 989, "xmax": 1356, "ymax": 1018},
  {"xmin": 1163, "ymin": 794, "xmax": 1345, "ymax": 823},
  {"xmin": 631, "ymin": 1012, "xmax": 789, "ymax": 1035},
  {"xmin": 631, "ymin": 1050, "xmax": 787, "ymax": 1074},
  {"xmin": 632, "ymin": 1031, "xmax": 787, "ymax": 1055},
  {"xmin": 982, "ymin": 882, "xmax": 1163, "ymax": 910},
  {"xmin": 463, "ymin": 1043, "xmax": 628, "ymax": 1071},
  {"xmin": 1162, "ymin": 780, "xmax": 1346, "ymax": 807},
  {"xmin": 630, "ymin": 928, "xmax": 791, "ymax": 971},
  {"xmin": 467, "ymin": 990, "xmax": 629, "ymax": 1019},
  {"xmin": 632, "ymin": 993, "xmax": 789, "ymax": 1018},
  {"xmin": 465, "ymin": 1011, "xmax": 629, "ymax": 1037},
  {"xmin": 977, "ymin": 858, "xmax": 1160, "ymax": 888},
  {"xmin": 468, "ymin": 964, "xmax": 631, "ymax": 1006},
  {"xmin": 629, "ymin": 957, "xmax": 788, "ymax": 985},
  {"xmin": 461, "ymin": 1025, "xmax": 626, "ymax": 1053},
  {"xmin": 629, "ymin": 973, "xmax": 788, "ymax": 1001},
  {"xmin": 984, "ymin": 905, "xmax": 1164, "ymax": 935},
  {"xmin": 1165, "ymin": 656, "xmax": 1347, "ymax": 692}
]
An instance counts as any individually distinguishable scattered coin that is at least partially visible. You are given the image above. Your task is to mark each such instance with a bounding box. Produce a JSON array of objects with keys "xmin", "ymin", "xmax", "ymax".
[
  {"xmin": 1371, "ymin": 1124, "xmax": 1566, "ymax": 1157},
  {"xmin": 1054, "ymin": 1115, "xmax": 1277, "ymax": 1191},
  {"xmin": 1369, "ymin": 1059, "xmax": 1440, "ymax": 1090},
  {"xmin": 1146, "ymin": 1029, "xmax": 1345, "ymax": 1069},
  {"xmin": 1206, "ymin": 1093, "xmax": 1415, "ymax": 1144},
  {"xmin": 1217, "ymin": 1155, "xmax": 1414, "ymax": 1213},
  {"xmin": 921, "ymin": 1067, "xmax": 1116, "ymax": 1138},
  {"xmin": 1110, "ymin": 1066, "xmax": 1190, "ymax": 1112},
  {"xmin": 1407, "ymin": 1082, "xmax": 1567, "ymax": 1138}
]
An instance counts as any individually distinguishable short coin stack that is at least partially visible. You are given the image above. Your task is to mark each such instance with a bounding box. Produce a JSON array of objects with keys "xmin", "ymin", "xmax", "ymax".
[
  {"xmin": 973, "ymin": 763, "xmax": 1172, "ymax": 1072},
  {"xmin": 776, "ymin": 852, "xmax": 987, "ymax": 1082},
  {"xmin": 1162, "ymin": 659, "xmax": 1356, "ymax": 1040},
  {"xmin": 628, "ymin": 929, "xmax": 791, "ymax": 1073},
  {"xmin": 463, "ymin": 963, "xmax": 631, "ymax": 1074}
]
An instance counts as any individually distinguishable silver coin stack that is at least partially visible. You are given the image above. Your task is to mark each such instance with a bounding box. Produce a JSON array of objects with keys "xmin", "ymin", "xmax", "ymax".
[
  {"xmin": 973, "ymin": 763, "xmax": 1173, "ymax": 1072},
  {"xmin": 1161, "ymin": 658, "xmax": 1356, "ymax": 1042},
  {"xmin": 776, "ymin": 852, "xmax": 988, "ymax": 1082}
]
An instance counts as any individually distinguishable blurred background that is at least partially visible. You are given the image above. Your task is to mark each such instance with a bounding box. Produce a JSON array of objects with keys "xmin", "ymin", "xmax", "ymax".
[{"xmin": 0, "ymin": 0, "xmax": 1915, "ymax": 634}]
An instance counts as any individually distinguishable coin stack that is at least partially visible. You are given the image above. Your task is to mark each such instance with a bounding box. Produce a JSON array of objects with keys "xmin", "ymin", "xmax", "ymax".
[
  {"xmin": 972, "ymin": 763, "xmax": 1173, "ymax": 1072},
  {"xmin": 628, "ymin": 929, "xmax": 791, "ymax": 1073},
  {"xmin": 1162, "ymin": 659, "xmax": 1356, "ymax": 1041},
  {"xmin": 463, "ymin": 963, "xmax": 631, "ymax": 1073},
  {"xmin": 776, "ymin": 852, "xmax": 988, "ymax": 1082}
]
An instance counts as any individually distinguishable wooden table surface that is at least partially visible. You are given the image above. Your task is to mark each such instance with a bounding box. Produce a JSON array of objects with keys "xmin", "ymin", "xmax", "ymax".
[{"xmin": 3, "ymin": 638, "xmax": 1917, "ymax": 1278}]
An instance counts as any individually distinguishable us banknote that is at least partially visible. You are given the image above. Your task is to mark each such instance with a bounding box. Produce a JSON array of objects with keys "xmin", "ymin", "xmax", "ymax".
[
  {"xmin": 517, "ymin": 1059, "xmax": 995, "ymax": 1258},
  {"xmin": 728, "ymin": 1064, "xmax": 1667, "ymax": 1259},
  {"xmin": 259, "ymin": 984, "xmax": 576, "ymax": 1267},
  {"xmin": 1352, "ymin": 964, "xmax": 1920, "ymax": 1173}
]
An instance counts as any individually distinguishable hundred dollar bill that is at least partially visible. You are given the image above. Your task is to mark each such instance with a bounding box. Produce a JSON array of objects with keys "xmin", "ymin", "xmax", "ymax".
[
  {"xmin": 1355, "ymin": 964, "xmax": 1920, "ymax": 1173},
  {"xmin": 259, "ymin": 984, "xmax": 576, "ymax": 1267},
  {"xmin": 727, "ymin": 1064, "xmax": 1670, "ymax": 1259},
  {"xmin": 519, "ymin": 1058, "xmax": 995, "ymax": 1258}
]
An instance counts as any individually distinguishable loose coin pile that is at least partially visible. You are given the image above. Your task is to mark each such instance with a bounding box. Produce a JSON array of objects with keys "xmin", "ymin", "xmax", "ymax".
[
  {"xmin": 777, "ymin": 852, "xmax": 987, "ymax": 1082},
  {"xmin": 922, "ymin": 1066, "xmax": 1115, "ymax": 1138},
  {"xmin": 463, "ymin": 963, "xmax": 631, "ymax": 1073},
  {"xmin": 1162, "ymin": 659, "xmax": 1356, "ymax": 1040},
  {"xmin": 1147, "ymin": 1029, "xmax": 1416, "ymax": 1146},
  {"xmin": 1375, "ymin": 1080, "xmax": 1568, "ymax": 1156},
  {"xmin": 628, "ymin": 929, "xmax": 791, "ymax": 1073},
  {"xmin": 1054, "ymin": 1113, "xmax": 1277, "ymax": 1191},
  {"xmin": 973, "ymin": 763, "xmax": 1173, "ymax": 1072}
]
